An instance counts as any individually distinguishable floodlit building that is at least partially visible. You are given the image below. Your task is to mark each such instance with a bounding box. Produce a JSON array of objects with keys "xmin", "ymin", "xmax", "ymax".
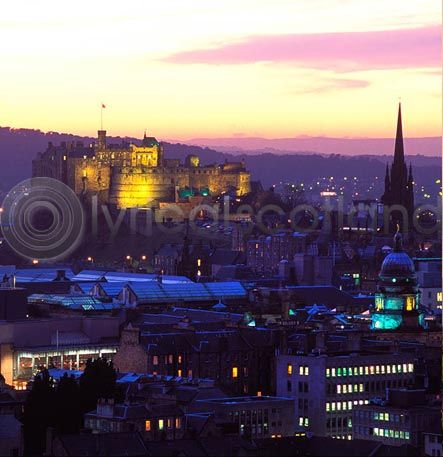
[
  {"xmin": 352, "ymin": 389, "xmax": 441, "ymax": 448},
  {"xmin": 276, "ymin": 349, "xmax": 415, "ymax": 439}
]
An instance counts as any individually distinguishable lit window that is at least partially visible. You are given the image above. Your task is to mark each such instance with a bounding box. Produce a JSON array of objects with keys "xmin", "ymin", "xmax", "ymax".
[
  {"xmin": 343, "ymin": 384, "xmax": 347, "ymax": 394},
  {"xmin": 326, "ymin": 403, "xmax": 330, "ymax": 412},
  {"xmin": 331, "ymin": 368, "xmax": 336, "ymax": 377},
  {"xmin": 331, "ymin": 402, "xmax": 336, "ymax": 411},
  {"xmin": 167, "ymin": 418, "xmax": 173, "ymax": 429},
  {"xmin": 232, "ymin": 367, "xmax": 238, "ymax": 378},
  {"xmin": 257, "ymin": 391, "xmax": 262, "ymax": 397},
  {"xmin": 158, "ymin": 419, "xmax": 164, "ymax": 430},
  {"xmin": 145, "ymin": 420, "xmax": 151, "ymax": 431},
  {"xmin": 374, "ymin": 427, "xmax": 379, "ymax": 436},
  {"xmin": 178, "ymin": 355, "xmax": 182, "ymax": 364},
  {"xmin": 304, "ymin": 417, "xmax": 309, "ymax": 427},
  {"xmin": 197, "ymin": 258, "xmax": 201, "ymax": 267},
  {"xmin": 299, "ymin": 417, "xmax": 303, "ymax": 426},
  {"xmin": 406, "ymin": 296, "xmax": 415, "ymax": 311},
  {"xmin": 178, "ymin": 369, "xmax": 182, "ymax": 377},
  {"xmin": 402, "ymin": 364, "xmax": 407, "ymax": 373},
  {"xmin": 287, "ymin": 364, "xmax": 293, "ymax": 375},
  {"xmin": 337, "ymin": 368, "xmax": 342, "ymax": 377},
  {"xmin": 359, "ymin": 383, "xmax": 364, "ymax": 393},
  {"xmin": 369, "ymin": 366, "xmax": 375, "ymax": 375},
  {"xmin": 152, "ymin": 355, "xmax": 159, "ymax": 366},
  {"xmin": 337, "ymin": 385, "xmax": 341, "ymax": 394},
  {"xmin": 175, "ymin": 417, "xmax": 181, "ymax": 429},
  {"xmin": 408, "ymin": 363, "xmax": 413, "ymax": 373},
  {"xmin": 359, "ymin": 367, "xmax": 363, "ymax": 375},
  {"xmin": 375, "ymin": 365, "xmax": 380, "ymax": 374},
  {"xmin": 342, "ymin": 401, "xmax": 347, "ymax": 410},
  {"xmin": 397, "ymin": 364, "xmax": 402, "ymax": 373},
  {"xmin": 437, "ymin": 291, "xmax": 442, "ymax": 302},
  {"xmin": 337, "ymin": 402, "xmax": 341, "ymax": 411},
  {"xmin": 348, "ymin": 401, "xmax": 352, "ymax": 410},
  {"xmin": 326, "ymin": 368, "xmax": 330, "ymax": 377},
  {"xmin": 365, "ymin": 366, "xmax": 369, "ymax": 375},
  {"xmin": 387, "ymin": 365, "xmax": 391, "ymax": 374},
  {"xmin": 343, "ymin": 367, "xmax": 348, "ymax": 376},
  {"xmin": 381, "ymin": 365, "xmax": 385, "ymax": 374}
]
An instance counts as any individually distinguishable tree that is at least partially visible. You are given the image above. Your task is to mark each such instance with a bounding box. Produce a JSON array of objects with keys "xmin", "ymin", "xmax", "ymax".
[
  {"xmin": 23, "ymin": 369, "xmax": 55, "ymax": 456},
  {"xmin": 79, "ymin": 357, "xmax": 117, "ymax": 414},
  {"xmin": 54, "ymin": 373, "xmax": 81, "ymax": 434}
]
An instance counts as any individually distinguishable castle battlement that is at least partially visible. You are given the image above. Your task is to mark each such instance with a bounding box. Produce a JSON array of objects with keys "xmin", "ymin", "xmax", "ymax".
[{"xmin": 32, "ymin": 130, "xmax": 250, "ymax": 208}]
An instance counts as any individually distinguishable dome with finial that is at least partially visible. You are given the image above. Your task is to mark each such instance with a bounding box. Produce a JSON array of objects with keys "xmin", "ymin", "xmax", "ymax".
[{"xmin": 379, "ymin": 227, "xmax": 415, "ymax": 281}]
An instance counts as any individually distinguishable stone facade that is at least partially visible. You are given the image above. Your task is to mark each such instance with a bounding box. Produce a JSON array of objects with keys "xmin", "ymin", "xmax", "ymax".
[{"xmin": 32, "ymin": 131, "xmax": 250, "ymax": 208}]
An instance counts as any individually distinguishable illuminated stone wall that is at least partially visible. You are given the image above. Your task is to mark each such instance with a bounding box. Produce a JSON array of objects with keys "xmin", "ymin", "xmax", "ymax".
[{"xmin": 33, "ymin": 137, "xmax": 251, "ymax": 208}]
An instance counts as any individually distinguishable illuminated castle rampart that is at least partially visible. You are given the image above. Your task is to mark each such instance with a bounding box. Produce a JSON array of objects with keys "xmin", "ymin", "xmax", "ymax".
[{"xmin": 32, "ymin": 130, "xmax": 250, "ymax": 208}]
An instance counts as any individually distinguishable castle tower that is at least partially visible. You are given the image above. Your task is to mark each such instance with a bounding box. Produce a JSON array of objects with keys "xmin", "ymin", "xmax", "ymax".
[
  {"xmin": 381, "ymin": 103, "xmax": 415, "ymax": 231},
  {"xmin": 97, "ymin": 130, "xmax": 107, "ymax": 150},
  {"xmin": 371, "ymin": 228, "xmax": 426, "ymax": 330}
]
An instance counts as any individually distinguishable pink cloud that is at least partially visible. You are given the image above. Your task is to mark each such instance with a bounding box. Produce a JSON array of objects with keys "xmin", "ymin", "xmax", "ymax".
[
  {"xmin": 164, "ymin": 26, "xmax": 441, "ymax": 71},
  {"xmin": 298, "ymin": 78, "xmax": 371, "ymax": 94}
]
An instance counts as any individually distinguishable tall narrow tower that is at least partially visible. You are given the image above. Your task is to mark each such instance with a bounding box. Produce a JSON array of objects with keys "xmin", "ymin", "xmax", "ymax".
[{"xmin": 381, "ymin": 104, "xmax": 414, "ymax": 231}]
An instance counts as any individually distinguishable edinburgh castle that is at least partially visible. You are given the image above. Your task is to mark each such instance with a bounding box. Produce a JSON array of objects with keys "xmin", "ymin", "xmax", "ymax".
[{"xmin": 32, "ymin": 130, "xmax": 251, "ymax": 208}]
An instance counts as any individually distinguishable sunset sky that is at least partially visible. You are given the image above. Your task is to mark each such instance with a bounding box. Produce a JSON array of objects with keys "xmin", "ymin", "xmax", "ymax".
[{"xmin": 0, "ymin": 0, "xmax": 441, "ymax": 141}]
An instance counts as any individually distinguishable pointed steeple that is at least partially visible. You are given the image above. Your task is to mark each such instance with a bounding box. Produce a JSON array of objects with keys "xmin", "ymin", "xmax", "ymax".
[
  {"xmin": 393, "ymin": 102, "xmax": 405, "ymax": 165},
  {"xmin": 408, "ymin": 162, "xmax": 413, "ymax": 183},
  {"xmin": 384, "ymin": 163, "xmax": 391, "ymax": 190}
]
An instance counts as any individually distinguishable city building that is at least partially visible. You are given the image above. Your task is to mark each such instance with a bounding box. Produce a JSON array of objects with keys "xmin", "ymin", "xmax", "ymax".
[
  {"xmin": 414, "ymin": 257, "xmax": 442, "ymax": 312},
  {"xmin": 352, "ymin": 389, "xmax": 441, "ymax": 448},
  {"xmin": 0, "ymin": 316, "xmax": 119, "ymax": 387},
  {"xmin": 276, "ymin": 338, "xmax": 416, "ymax": 439},
  {"xmin": 191, "ymin": 396, "xmax": 295, "ymax": 438},
  {"xmin": 113, "ymin": 318, "xmax": 278, "ymax": 396}
]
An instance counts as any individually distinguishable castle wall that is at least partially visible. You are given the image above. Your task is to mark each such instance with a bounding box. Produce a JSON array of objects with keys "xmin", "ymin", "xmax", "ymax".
[
  {"xmin": 32, "ymin": 136, "xmax": 251, "ymax": 209},
  {"xmin": 108, "ymin": 167, "xmax": 190, "ymax": 208}
]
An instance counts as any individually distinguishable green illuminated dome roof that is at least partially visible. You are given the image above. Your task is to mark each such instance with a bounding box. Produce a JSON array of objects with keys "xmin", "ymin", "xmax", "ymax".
[{"xmin": 380, "ymin": 252, "xmax": 415, "ymax": 278}]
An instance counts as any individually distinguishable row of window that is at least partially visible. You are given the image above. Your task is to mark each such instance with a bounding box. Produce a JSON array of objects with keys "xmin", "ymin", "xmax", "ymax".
[
  {"xmin": 287, "ymin": 364, "xmax": 310, "ymax": 376},
  {"xmin": 326, "ymin": 399, "xmax": 369, "ymax": 412},
  {"xmin": 373, "ymin": 412, "xmax": 407, "ymax": 423},
  {"xmin": 326, "ymin": 363, "xmax": 413, "ymax": 378},
  {"xmin": 327, "ymin": 417, "xmax": 352, "ymax": 429},
  {"xmin": 373, "ymin": 428, "xmax": 410, "ymax": 440},
  {"xmin": 354, "ymin": 410, "xmax": 409, "ymax": 424},
  {"xmin": 337, "ymin": 383, "xmax": 364, "ymax": 394},
  {"xmin": 152, "ymin": 355, "xmax": 183, "ymax": 365},
  {"xmin": 145, "ymin": 418, "xmax": 181, "ymax": 431}
]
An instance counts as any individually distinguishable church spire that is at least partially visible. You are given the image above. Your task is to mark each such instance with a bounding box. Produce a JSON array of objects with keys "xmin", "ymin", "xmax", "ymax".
[
  {"xmin": 408, "ymin": 162, "xmax": 413, "ymax": 184},
  {"xmin": 384, "ymin": 163, "xmax": 391, "ymax": 191},
  {"xmin": 393, "ymin": 102, "xmax": 405, "ymax": 165}
]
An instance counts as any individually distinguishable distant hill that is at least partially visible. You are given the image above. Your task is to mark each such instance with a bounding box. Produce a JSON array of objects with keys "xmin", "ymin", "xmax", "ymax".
[
  {"xmin": 188, "ymin": 135, "xmax": 441, "ymax": 157},
  {"xmin": 0, "ymin": 127, "xmax": 440, "ymax": 194}
]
